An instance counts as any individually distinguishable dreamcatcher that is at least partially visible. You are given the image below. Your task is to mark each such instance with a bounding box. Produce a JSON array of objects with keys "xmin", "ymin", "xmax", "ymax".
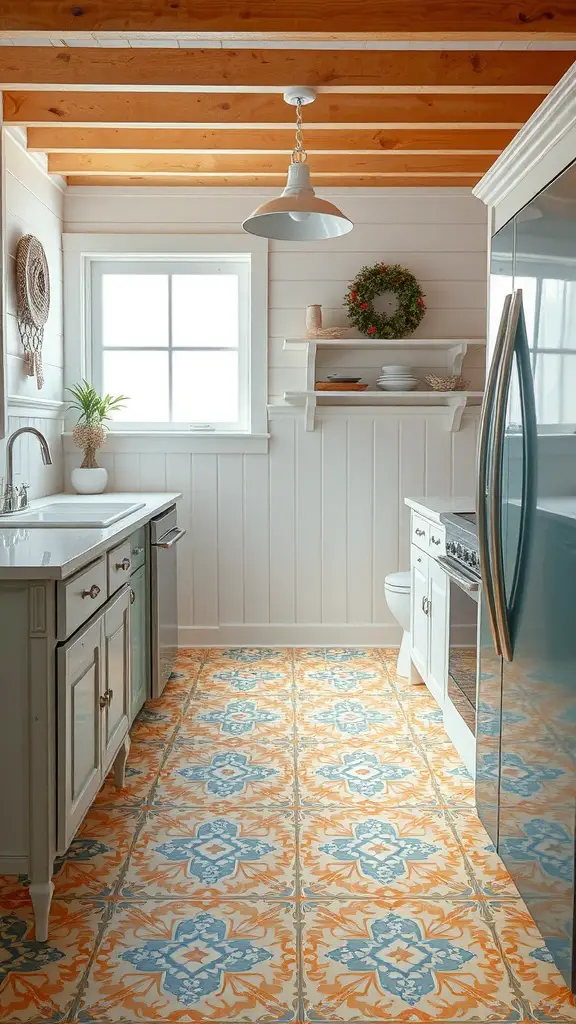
[{"xmin": 16, "ymin": 234, "xmax": 50, "ymax": 390}]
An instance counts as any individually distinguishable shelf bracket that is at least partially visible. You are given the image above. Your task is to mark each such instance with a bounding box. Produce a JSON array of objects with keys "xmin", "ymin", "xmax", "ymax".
[
  {"xmin": 304, "ymin": 396, "xmax": 316, "ymax": 432},
  {"xmin": 446, "ymin": 395, "xmax": 467, "ymax": 433},
  {"xmin": 448, "ymin": 343, "xmax": 468, "ymax": 376}
]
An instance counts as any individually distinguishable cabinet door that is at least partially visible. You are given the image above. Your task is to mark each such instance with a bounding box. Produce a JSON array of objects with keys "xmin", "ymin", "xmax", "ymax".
[
  {"xmin": 57, "ymin": 617, "xmax": 102, "ymax": 853},
  {"xmin": 102, "ymin": 586, "xmax": 131, "ymax": 774},
  {"xmin": 427, "ymin": 557, "xmax": 449, "ymax": 707},
  {"xmin": 130, "ymin": 565, "xmax": 148, "ymax": 722},
  {"xmin": 410, "ymin": 547, "xmax": 429, "ymax": 679}
]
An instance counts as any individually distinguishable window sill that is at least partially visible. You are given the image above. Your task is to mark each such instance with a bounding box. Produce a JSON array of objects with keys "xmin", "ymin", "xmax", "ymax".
[{"xmin": 62, "ymin": 431, "xmax": 270, "ymax": 455}]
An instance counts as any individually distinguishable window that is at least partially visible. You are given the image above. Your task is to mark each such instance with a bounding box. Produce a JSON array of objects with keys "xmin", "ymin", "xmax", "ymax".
[
  {"xmin": 64, "ymin": 234, "xmax": 268, "ymax": 443},
  {"xmin": 92, "ymin": 259, "xmax": 249, "ymax": 430}
]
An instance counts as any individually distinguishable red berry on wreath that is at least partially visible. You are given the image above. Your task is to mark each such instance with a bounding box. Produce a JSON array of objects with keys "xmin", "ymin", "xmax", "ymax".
[
  {"xmin": 368, "ymin": 326, "xmax": 377, "ymax": 335},
  {"xmin": 350, "ymin": 290, "xmax": 357, "ymax": 301},
  {"xmin": 360, "ymin": 302, "xmax": 368, "ymax": 310},
  {"xmin": 417, "ymin": 296, "xmax": 425, "ymax": 307}
]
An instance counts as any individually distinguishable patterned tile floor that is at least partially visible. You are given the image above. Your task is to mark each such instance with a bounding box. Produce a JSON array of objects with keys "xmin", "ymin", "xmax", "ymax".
[{"xmin": 1, "ymin": 646, "xmax": 576, "ymax": 1023}]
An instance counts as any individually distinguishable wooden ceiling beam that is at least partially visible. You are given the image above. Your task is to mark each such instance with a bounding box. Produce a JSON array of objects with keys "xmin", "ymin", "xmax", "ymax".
[
  {"xmin": 65, "ymin": 175, "xmax": 482, "ymax": 187},
  {"xmin": 2, "ymin": 1, "xmax": 576, "ymax": 39},
  {"xmin": 0, "ymin": 47, "xmax": 571, "ymax": 91},
  {"xmin": 48, "ymin": 152, "xmax": 494, "ymax": 174},
  {"xmin": 27, "ymin": 126, "xmax": 517, "ymax": 153},
  {"xmin": 5, "ymin": 91, "xmax": 541, "ymax": 127}
]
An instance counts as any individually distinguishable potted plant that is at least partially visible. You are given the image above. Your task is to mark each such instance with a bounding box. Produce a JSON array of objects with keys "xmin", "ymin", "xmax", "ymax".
[{"xmin": 67, "ymin": 380, "xmax": 128, "ymax": 494}]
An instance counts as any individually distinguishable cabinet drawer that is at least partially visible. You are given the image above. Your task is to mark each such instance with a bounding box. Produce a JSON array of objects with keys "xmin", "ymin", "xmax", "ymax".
[
  {"xmin": 108, "ymin": 539, "xmax": 132, "ymax": 595},
  {"xmin": 411, "ymin": 514, "xmax": 429, "ymax": 551},
  {"xmin": 128, "ymin": 527, "xmax": 147, "ymax": 572},
  {"xmin": 428, "ymin": 524, "xmax": 446, "ymax": 557},
  {"xmin": 58, "ymin": 557, "xmax": 107, "ymax": 641}
]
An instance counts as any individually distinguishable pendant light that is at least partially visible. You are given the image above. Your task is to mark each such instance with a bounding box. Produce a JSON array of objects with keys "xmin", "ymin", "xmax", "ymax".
[{"xmin": 242, "ymin": 87, "xmax": 353, "ymax": 242}]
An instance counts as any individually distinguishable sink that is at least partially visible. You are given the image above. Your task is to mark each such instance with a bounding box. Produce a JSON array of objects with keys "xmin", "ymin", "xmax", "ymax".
[{"xmin": 0, "ymin": 501, "xmax": 146, "ymax": 528}]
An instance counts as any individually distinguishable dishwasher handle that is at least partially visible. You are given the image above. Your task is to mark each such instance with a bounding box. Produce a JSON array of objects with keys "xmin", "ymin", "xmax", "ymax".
[{"xmin": 153, "ymin": 526, "xmax": 186, "ymax": 549}]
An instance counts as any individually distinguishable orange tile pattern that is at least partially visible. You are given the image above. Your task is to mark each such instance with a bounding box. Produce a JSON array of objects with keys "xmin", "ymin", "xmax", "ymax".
[{"xmin": 0, "ymin": 645, "xmax": 575, "ymax": 1023}]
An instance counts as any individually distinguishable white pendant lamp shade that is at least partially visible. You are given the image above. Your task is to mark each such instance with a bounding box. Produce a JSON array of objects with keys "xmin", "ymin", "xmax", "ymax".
[
  {"xmin": 242, "ymin": 88, "xmax": 353, "ymax": 242},
  {"xmin": 243, "ymin": 162, "xmax": 353, "ymax": 241}
]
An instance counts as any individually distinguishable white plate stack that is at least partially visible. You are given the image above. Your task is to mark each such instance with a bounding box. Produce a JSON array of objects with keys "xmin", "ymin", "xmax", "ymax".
[{"xmin": 376, "ymin": 364, "xmax": 419, "ymax": 391}]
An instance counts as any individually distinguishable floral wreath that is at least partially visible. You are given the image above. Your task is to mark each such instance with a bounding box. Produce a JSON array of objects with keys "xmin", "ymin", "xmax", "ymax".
[{"xmin": 345, "ymin": 262, "xmax": 426, "ymax": 339}]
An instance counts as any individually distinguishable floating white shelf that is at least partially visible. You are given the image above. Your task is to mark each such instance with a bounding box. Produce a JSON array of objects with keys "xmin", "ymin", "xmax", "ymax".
[
  {"xmin": 283, "ymin": 337, "xmax": 486, "ymax": 376},
  {"xmin": 284, "ymin": 390, "xmax": 484, "ymax": 432}
]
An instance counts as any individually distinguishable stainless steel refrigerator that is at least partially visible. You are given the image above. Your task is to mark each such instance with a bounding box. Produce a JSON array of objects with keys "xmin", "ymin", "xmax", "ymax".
[{"xmin": 476, "ymin": 162, "xmax": 576, "ymax": 990}]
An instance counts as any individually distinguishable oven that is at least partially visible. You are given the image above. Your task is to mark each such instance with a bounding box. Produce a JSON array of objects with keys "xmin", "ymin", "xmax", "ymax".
[{"xmin": 438, "ymin": 557, "xmax": 480, "ymax": 735}]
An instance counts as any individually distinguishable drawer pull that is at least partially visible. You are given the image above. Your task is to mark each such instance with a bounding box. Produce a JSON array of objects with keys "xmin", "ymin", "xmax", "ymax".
[
  {"xmin": 116, "ymin": 557, "xmax": 131, "ymax": 571},
  {"xmin": 130, "ymin": 587, "xmax": 136, "ymax": 605},
  {"xmin": 82, "ymin": 584, "xmax": 101, "ymax": 600},
  {"xmin": 421, "ymin": 595, "xmax": 426, "ymax": 612},
  {"xmin": 99, "ymin": 694, "xmax": 108, "ymax": 710},
  {"xmin": 107, "ymin": 688, "xmax": 114, "ymax": 704},
  {"xmin": 431, "ymin": 535, "xmax": 442, "ymax": 546},
  {"xmin": 415, "ymin": 527, "xmax": 425, "ymax": 537}
]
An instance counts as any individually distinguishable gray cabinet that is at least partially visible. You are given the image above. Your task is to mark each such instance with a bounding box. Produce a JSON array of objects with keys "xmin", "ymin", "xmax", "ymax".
[
  {"xmin": 57, "ymin": 617, "xmax": 102, "ymax": 854},
  {"xmin": 57, "ymin": 586, "xmax": 131, "ymax": 855},
  {"xmin": 102, "ymin": 587, "xmax": 131, "ymax": 774}
]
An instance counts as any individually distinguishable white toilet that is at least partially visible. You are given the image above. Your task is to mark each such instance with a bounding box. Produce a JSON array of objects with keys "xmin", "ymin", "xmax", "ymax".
[{"xmin": 384, "ymin": 571, "xmax": 412, "ymax": 678}]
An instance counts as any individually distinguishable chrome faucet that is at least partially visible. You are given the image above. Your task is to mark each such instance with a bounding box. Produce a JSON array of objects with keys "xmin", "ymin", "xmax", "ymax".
[{"xmin": 1, "ymin": 427, "xmax": 53, "ymax": 514}]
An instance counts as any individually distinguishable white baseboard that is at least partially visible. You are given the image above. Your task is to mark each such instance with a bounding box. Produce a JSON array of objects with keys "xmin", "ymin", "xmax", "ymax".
[{"xmin": 178, "ymin": 623, "xmax": 401, "ymax": 647}]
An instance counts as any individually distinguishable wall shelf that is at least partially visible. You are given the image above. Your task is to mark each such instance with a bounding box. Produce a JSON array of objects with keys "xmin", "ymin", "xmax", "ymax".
[
  {"xmin": 283, "ymin": 338, "xmax": 486, "ymax": 377},
  {"xmin": 284, "ymin": 390, "xmax": 484, "ymax": 432},
  {"xmin": 281, "ymin": 337, "xmax": 485, "ymax": 431}
]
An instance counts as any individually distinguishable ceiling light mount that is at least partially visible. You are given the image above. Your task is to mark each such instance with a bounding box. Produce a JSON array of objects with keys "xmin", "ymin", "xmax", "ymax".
[
  {"xmin": 283, "ymin": 86, "xmax": 317, "ymax": 107},
  {"xmin": 242, "ymin": 85, "xmax": 353, "ymax": 242}
]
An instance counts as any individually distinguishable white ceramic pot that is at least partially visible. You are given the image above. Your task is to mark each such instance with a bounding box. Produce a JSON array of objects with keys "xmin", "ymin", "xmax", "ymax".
[{"xmin": 71, "ymin": 467, "xmax": 108, "ymax": 494}]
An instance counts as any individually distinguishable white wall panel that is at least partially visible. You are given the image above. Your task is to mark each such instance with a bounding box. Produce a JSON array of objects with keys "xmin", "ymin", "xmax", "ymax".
[
  {"xmin": 268, "ymin": 416, "xmax": 296, "ymax": 624},
  {"xmin": 3, "ymin": 132, "xmax": 64, "ymax": 490},
  {"xmin": 63, "ymin": 186, "xmax": 486, "ymax": 644},
  {"xmin": 321, "ymin": 416, "xmax": 348, "ymax": 624}
]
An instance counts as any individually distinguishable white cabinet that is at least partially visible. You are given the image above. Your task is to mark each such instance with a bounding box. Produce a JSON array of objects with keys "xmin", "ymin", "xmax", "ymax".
[
  {"xmin": 410, "ymin": 549, "xmax": 429, "ymax": 680},
  {"xmin": 409, "ymin": 532, "xmax": 449, "ymax": 707},
  {"xmin": 427, "ymin": 557, "xmax": 449, "ymax": 705},
  {"xmin": 57, "ymin": 585, "xmax": 131, "ymax": 855}
]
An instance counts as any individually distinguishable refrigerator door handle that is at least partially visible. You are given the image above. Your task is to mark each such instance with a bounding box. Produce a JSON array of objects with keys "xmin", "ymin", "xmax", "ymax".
[
  {"xmin": 488, "ymin": 289, "xmax": 523, "ymax": 662},
  {"xmin": 508, "ymin": 299, "xmax": 538, "ymax": 624},
  {"xmin": 477, "ymin": 292, "xmax": 512, "ymax": 657}
]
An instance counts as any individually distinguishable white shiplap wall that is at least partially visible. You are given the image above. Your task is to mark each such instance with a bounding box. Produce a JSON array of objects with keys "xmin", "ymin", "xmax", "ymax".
[
  {"xmin": 64, "ymin": 186, "xmax": 486, "ymax": 643},
  {"xmin": 1, "ymin": 131, "xmax": 65, "ymax": 494}
]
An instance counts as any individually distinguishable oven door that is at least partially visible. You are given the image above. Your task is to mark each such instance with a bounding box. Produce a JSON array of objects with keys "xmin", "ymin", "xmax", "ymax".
[{"xmin": 438, "ymin": 557, "xmax": 480, "ymax": 737}]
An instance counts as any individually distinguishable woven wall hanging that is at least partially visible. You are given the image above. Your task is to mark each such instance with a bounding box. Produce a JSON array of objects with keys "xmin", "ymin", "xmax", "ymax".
[{"xmin": 16, "ymin": 234, "xmax": 50, "ymax": 390}]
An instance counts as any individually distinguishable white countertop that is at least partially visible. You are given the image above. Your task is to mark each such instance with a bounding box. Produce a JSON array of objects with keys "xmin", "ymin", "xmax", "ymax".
[
  {"xmin": 0, "ymin": 493, "xmax": 181, "ymax": 580},
  {"xmin": 405, "ymin": 496, "xmax": 475, "ymax": 523}
]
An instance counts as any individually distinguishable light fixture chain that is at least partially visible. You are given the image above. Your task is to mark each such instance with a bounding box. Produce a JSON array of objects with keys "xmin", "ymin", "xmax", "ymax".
[{"xmin": 292, "ymin": 99, "xmax": 308, "ymax": 163}]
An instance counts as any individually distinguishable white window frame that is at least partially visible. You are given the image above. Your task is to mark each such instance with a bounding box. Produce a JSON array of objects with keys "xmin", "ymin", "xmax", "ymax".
[{"xmin": 63, "ymin": 233, "xmax": 269, "ymax": 453}]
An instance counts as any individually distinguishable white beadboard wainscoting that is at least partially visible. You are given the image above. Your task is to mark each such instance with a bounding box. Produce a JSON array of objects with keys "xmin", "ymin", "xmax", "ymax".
[
  {"xmin": 65, "ymin": 408, "xmax": 479, "ymax": 645},
  {"xmin": 1, "ymin": 401, "xmax": 64, "ymax": 496}
]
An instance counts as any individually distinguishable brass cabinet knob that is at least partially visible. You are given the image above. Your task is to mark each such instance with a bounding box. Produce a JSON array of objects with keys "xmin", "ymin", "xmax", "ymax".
[
  {"xmin": 116, "ymin": 558, "xmax": 131, "ymax": 571},
  {"xmin": 82, "ymin": 584, "xmax": 101, "ymax": 600}
]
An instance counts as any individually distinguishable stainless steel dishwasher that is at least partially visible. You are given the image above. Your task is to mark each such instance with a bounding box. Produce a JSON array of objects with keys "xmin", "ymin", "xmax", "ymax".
[{"xmin": 150, "ymin": 505, "xmax": 186, "ymax": 697}]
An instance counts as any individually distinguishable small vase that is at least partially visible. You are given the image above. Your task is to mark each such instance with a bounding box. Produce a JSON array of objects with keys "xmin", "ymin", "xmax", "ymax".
[
  {"xmin": 71, "ymin": 467, "xmax": 108, "ymax": 494},
  {"xmin": 306, "ymin": 304, "xmax": 323, "ymax": 337}
]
